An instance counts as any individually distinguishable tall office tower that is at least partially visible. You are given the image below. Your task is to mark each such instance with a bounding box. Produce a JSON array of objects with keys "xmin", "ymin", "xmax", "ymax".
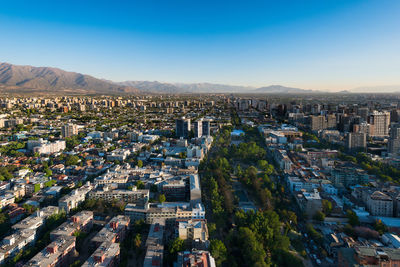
[
  {"xmin": 357, "ymin": 107, "xmax": 369, "ymax": 122},
  {"xmin": 175, "ymin": 117, "xmax": 191, "ymax": 138},
  {"xmin": 61, "ymin": 123, "xmax": 78, "ymax": 138},
  {"xmin": 238, "ymin": 99, "xmax": 250, "ymax": 111},
  {"xmin": 346, "ymin": 132, "xmax": 366, "ymax": 151},
  {"xmin": 202, "ymin": 119, "xmax": 211, "ymax": 136},
  {"xmin": 369, "ymin": 111, "xmax": 390, "ymax": 137},
  {"xmin": 326, "ymin": 114, "xmax": 337, "ymax": 129},
  {"xmin": 193, "ymin": 120, "xmax": 203, "ymax": 138},
  {"xmin": 388, "ymin": 123, "xmax": 400, "ymax": 154},
  {"xmin": 390, "ymin": 109, "xmax": 400, "ymax": 123},
  {"xmin": 310, "ymin": 115, "xmax": 326, "ymax": 131}
]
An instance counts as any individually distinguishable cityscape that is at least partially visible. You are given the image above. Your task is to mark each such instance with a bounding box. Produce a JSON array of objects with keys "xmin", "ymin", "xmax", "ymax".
[{"xmin": 1, "ymin": 1, "xmax": 400, "ymax": 267}]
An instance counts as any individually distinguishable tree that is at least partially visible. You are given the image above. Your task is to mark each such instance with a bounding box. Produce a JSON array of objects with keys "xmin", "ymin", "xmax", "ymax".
[
  {"xmin": 44, "ymin": 180, "xmax": 56, "ymax": 187},
  {"xmin": 322, "ymin": 199, "xmax": 333, "ymax": 215},
  {"xmin": 34, "ymin": 183, "xmax": 41, "ymax": 193},
  {"xmin": 150, "ymin": 184, "xmax": 158, "ymax": 193},
  {"xmin": 373, "ymin": 219, "xmax": 388, "ymax": 235},
  {"xmin": 313, "ymin": 211, "xmax": 325, "ymax": 222},
  {"xmin": 210, "ymin": 239, "xmax": 227, "ymax": 265},
  {"xmin": 237, "ymin": 227, "xmax": 267, "ymax": 267},
  {"xmin": 208, "ymin": 223, "xmax": 217, "ymax": 236},
  {"xmin": 134, "ymin": 234, "xmax": 142, "ymax": 249},
  {"xmin": 135, "ymin": 180, "xmax": 145, "ymax": 189},
  {"xmin": 23, "ymin": 204, "xmax": 38, "ymax": 214},
  {"xmin": 44, "ymin": 168, "xmax": 52, "ymax": 177},
  {"xmin": 346, "ymin": 209, "xmax": 360, "ymax": 226},
  {"xmin": 137, "ymin": 160, "xmax": 143, "ymax": 168},
  {"xmin": 65, "ymin": 155, "xmax": 79, "ymax": 166},
  {"xmin": 168, "ymin": 238, "xmax": 185, "ymax": 260},
  {"xmin": 159, "ymin": 194, "xmax": 166, "ymax": 203}
]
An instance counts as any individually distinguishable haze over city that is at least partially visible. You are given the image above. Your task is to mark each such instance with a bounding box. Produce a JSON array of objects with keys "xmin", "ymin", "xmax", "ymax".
[{"xmin": 1, "ymin": 0, "xmax": 400, "ymax": 92}]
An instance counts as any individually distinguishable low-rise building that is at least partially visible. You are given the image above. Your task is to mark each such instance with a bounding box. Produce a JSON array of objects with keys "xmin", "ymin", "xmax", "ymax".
[
  {"xmin": 50, "ymin": 211, "xmax": 93, "ymax": 241},
  {"xmin": 82, "ymin": 242, "xmax": 120, "ymax": 267},
  {"xmin": 12, "ymin": 206, "xmax": 59, "ymax": 232},
  {"xmin": 88, "ymin": 186, "xmax": 149, "ymax": 205},
  {"xmin": 338, "ymin": 246, "xmax": 400, "ymax": 267},
  {"xmin": 294, "ymin": 189, "xmax": 322, "ymax": 218},
  {"xmin": 367, "ymin": 191, "xmax": 393, "ymax": 217},
  {"xmin": 91, "ymin": 215, "xmax": 130, "ymax": 247},
  {"xmin": 106, "ymin": 149, "xmax": 130, "ymax": 162},
  {"xmin": 27, "ymin": 139, "xmax": 66, "ymax": 155},
  {"xmin": 177, "ymin": 219, "xmax": 208, "ymax": 249},
  {"xmin": 24, "ymin": 235, "xmax": 76, "ymax": 267},
  {"xmin": 176, "ymin": 250, "xmax": 216, "ymax": 267},
  {"xmin": 143, "ymin": 219, "xmax": 165, "ymax": 267},
  {"xmin": 0, "ymin": 229, "xmax": 36, "ymax": 264},
  {"xmin": 58, "ymin": 182, "xmax": 93, "ymax": 213}
]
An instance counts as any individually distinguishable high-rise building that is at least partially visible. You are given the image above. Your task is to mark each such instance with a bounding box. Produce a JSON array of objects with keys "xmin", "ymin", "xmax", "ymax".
[
  {"xmin": 369, "ymin": 111, "xmax": 390, "ymax": 137},
  {"xmin": 346, "ymin": 132, "xmax": 366, "ymax": 151},
  {"xmin": 61, "ymin": 123, "xmax": 78, "ymax": 138},
  {"xmin": 390, "ymin": 109, "xmax": 400, "ymax": 123},
  {"xmin": 202, "ymin": 119, "xmax": 211, "ymax": 136},
  {"xmin": 326, "ymin": 114, "xmax": 337, "ymax": 129},
  {"xmin": 388, "ymin": 123, "xmax": 400, "ymax": 155},
  {"xmin": 193, "ymin": 120, "xmax": 202, "ymax": 138},
  {"xmin": 176, "ymin": 117, "xmax": 191, "ymax": 138},
  {"xmin": 357, "ymin": 107, "xmax": 369, "ymax": 122},
  {"xmin": 310, "ymin": 115, "xmax": 326, "ymax": 131}
]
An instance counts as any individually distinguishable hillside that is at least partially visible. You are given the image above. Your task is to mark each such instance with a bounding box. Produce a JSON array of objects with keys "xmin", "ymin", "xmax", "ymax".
[{"xmin": 0, "ymin": 62, "xmax": 138, "ymax": 94}]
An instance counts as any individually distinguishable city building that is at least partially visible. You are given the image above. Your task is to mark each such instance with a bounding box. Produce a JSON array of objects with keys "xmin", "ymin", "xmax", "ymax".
[
  {"xmin": 176, "ymin": 117, "xmax": 191, "ymax": 138},
  {"xmin": 91, "ymin": 215, "xmax": 130, "ymax": 246},
  {"xmin": 389, "ymin": 123, "xmax": 400, "ymax": 155},
  {"xmin": 24, "ymin": 235, "xmax": 76, "ymax": 267},
  {"xmin": 202, "ymin": 119, "xmax": 211, "ymax": 136},
  {"xmin": 330, "ymin": 167, "xmax": 369, "ymax": 188},
  {"xmin": 294, "ymin": 189, "xmax": 322, "ymax": 218},
  {"xmin": 346, "ymin": 132, "xmax": 366, "ymax": 151},
  {"xmin": 58, "ymin": 182, "xmax": 93, "ymax": 213},
  {"xmin": 193, "ymin": 120, "xmax": 202, "ymax": 138},
  {"xmin": 367, "ymin": 191, "xmax": 393, "ymax": 217},
  {"xmin": 27, "ymin": 139, "xmax": 66, "ymax": 155},
  {"xmin": 369, "ymin": 111, "xmax": 390, "ymax": 137},
  {"xmin": 88, "ymin": 186, "xmax": 149, "ymax": 205},
  {"xmin": 338, "ymin": 246, "xmax": 400, "ymax": 267},
  {"xmin": 82, "ymin": 242, "xmax": 120, "ymax": 267},
  {"xmin": 50, "ymin": 211, "xmax": 93, "ymax": 241},
  {"xmin": 143, "ymin": 219, "xmax": 165, "ymax": 267},
  {"xmin": 61, "ymin": 123, "xmax": 78, "ymax": 138},
  {"xmin": 176, "ymin": 250, "xmax": 216, "ymax": 267},
  {"xmin": 177, "ymin": 219, "xmax": 208, "ymax": 248}
]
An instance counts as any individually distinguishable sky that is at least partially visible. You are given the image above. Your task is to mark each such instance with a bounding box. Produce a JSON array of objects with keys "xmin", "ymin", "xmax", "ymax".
[{"xmin": 0, "ymin": 0, "xmax": 399, "ymax": 91}]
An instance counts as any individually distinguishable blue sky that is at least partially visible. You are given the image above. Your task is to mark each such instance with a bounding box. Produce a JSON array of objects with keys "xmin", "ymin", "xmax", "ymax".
[{"xmin": 0, "ymin": 0, "xmax": 399, "ymax": 91}]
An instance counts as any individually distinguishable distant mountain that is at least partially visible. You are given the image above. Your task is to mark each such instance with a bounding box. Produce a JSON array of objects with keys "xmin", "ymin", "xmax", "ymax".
[
  {"xmin": 118, "ymin": 81, "xmax": 255, "ymax": 93},
  {"xmin": 119, "ymin": 81, "xmax": 182, "ymax": 93},
  {"xmin": 0, "ymin": 62, "xmax": 138, "ymax": 94},
  {"xmin": 119, "ymin": 81, "xmax": 313, "ymax": 94},
  {"xmin": 254, "ymin": 85, "xmax": 315, "ymax": 94},
  {"xmin": 8, "ymin": 62, "xmax": 396, "ymax": 95},
  {"xmin": 174, "ymin": 82, "xmax": 256, "ymax": 93},
  {"xmin": 350, "ymin": 85, "xmax": 400, "ymax": 93}
]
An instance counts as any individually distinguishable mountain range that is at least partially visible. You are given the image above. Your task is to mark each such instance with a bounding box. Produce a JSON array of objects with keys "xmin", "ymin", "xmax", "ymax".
[
  {"xmin": 0, "ymin": 62, "xmax": 318, "ymax": 94},
  {"xmin": 0, "ymin": 62, "xmax": 138, "ymax": 94},
  {"xmin": 0, "ymin": 62, "xmax": 399, "ymax": 94}
]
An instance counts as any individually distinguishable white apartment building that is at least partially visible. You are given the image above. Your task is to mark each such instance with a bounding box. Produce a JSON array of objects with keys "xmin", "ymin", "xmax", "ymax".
[
  {"xmin": 58, "ymin": 182, "xmax": 93, "ymax": 213},
  {"xmin": 27, "ymin": 139, "xmax": 66, "ymax": 155}
]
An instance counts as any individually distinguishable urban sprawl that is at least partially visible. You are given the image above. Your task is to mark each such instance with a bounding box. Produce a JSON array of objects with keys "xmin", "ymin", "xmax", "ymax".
[{"xmin": 0, "ymin": 94, "xmax": 399, "ymax": 267}]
